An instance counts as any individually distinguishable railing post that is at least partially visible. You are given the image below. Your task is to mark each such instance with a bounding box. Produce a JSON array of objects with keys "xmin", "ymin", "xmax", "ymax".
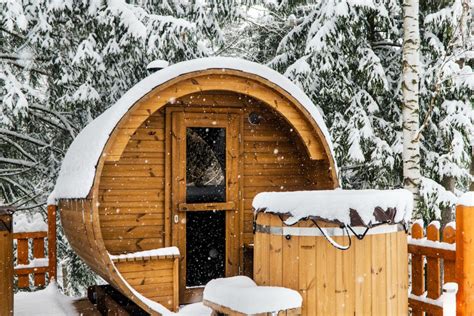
[
  {"xmin": 427, "ymin": 221, "xmax": 441, "ymax": 300},
  {"xmin": 456, "ymin": 193, "xmax": 474, "ymax": 316},
  {"xmin": 0, "ymin": 207, "xmax": 14, "ymax": 316},
  {"xmin": 411, "ymin": 220, "xmax": 424, "ymax": 316},
  {"xmin": 47, "ymin": 204, "xmax": 57, "ymax": 281}
]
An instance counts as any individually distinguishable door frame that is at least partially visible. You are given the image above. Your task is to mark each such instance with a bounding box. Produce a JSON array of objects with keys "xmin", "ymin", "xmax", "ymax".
[{"xmin": 166, "ymin": 107, "xmax": 242, "ymax": 304}]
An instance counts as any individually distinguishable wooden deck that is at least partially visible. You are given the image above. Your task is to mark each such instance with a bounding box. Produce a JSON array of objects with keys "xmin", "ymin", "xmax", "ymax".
[{"xmin": 73, "ymin": 298, "xmax": 101, "ymax": 315}]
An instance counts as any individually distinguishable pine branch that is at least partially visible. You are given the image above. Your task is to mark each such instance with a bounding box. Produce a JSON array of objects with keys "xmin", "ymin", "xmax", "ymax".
[
  {"xmin": 0, "ymin": 177, "xmax": 46, "ymax": 212},
  {"xmin": 2, "ymin": 59, "xmax": 50, "ymax": 76},
  {"xmin": 0, "ymin": 27, "xmax": 25, "ymax": 40},
  {"xmin": 0, "ymin": 157, "xmax": 36, "ymax": 167},
  {"xmin": 12, "ymin": 191, "xmax": 45, "ymax": 208},
  {"xmin": 0, "ymin": 128, "xmax": 49, "ymax": 147},
  {"xmin": 16, "ymin": 202, "xmax": 46, "ymax": 211},
  {"xmin": 0, "ymin": 129, "xmax": 64, "ymax": 156},
  {"xmin": 0, "ymin": 135, "xmax": 37, "ymax": 162},
  {"xmin": 30, "ymin": 111, "xmax": 70, "ymax": 135},
  {"xmin": 414, "ymin": 1, "xmax": 471, "ymax": 142},
  {"xmin": 0, "ymin": 176, "xmax": 35, "ymax": 197},
  {"xmin": 30, "ymin": 105, "xmax": 78, "ymax": 137},
  {"xmin": 371, "ymin": 41, "xmax": 402, "ymax": 48}
]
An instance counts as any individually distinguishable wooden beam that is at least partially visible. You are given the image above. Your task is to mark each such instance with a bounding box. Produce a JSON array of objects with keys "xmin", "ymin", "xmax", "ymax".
[
  {"xmin": 178, "ymin": 201, "xmax": 235, "ymax": 212},
  {"xmin": 13, "ymin": 232, "xmax": 47, "ymax": 239},
  {"xmin": 407, "ymin": 244, "xmax": 456, "ymax": 260},
  {"xmin": 408, "ymin": 298, "xmax": 443, "ymax": 316},
  {"xmin": 0, "ymin": 209, "xmax": 13, "ymax": 316},
  {"xmin": 48, "ymin": 204, "xmax": 57, "ymax": 281}
]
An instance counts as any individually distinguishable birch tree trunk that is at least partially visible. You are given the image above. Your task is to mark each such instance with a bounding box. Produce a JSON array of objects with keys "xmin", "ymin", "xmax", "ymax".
[
  {"xmin": 402, "ymin": 0, "xmax": 421, "ymax": 212},
  {"xmin": 470, "ymin": 144, "xmax": 474, "ymax": 191}
]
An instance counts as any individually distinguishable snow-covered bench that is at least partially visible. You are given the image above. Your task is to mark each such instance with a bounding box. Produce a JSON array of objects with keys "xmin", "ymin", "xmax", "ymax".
[
  {"xmin": 108, "ymin": 247, "xmax": 181, "ymax": 311},
  {"xmin": 203, "ymin": 276, "xmax": 302, "ymax": 315}
]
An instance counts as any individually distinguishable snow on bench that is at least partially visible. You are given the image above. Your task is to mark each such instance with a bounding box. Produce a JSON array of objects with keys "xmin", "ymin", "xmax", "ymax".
[
  {"xmin": 108, "ymin": 246, "xmax": 180, "ymax": 262},
  {"xmin": 203, "ymin": 276, "xmax": 302, "ymax": 315}
]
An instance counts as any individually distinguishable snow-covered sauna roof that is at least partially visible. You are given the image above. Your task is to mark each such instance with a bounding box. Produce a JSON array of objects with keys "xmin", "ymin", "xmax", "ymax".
[
  {"xmin": 252, "ymin": 189, "xmax": 413, "ymax": 227},
  {"xmin": 51, "ymin": 57, "xmax": 338, "ymax": 201}
]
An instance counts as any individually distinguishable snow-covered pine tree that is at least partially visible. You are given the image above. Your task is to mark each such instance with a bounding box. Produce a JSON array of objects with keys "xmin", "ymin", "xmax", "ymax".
[
  {"xmin": 417, "ymin": 0, "xmax": 474, "ymax": 224},
  {"xmin": 1, "ymin": 0, "xmax": 245, "ymax": 295},
  {"xmin": 244, "ymin": 0, "xmax": 405, "ymax": 189},
  {"xmin": 239, "ymin": 0, "xmax": 473, "ymax": 222}
]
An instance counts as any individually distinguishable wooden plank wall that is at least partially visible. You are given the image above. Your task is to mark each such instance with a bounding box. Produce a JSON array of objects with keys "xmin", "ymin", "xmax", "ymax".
[
  {"xmin": 90, "ymin": 91, "xmax": 334, "ymax": 308},
  {"xmin": 241, "ymin": 102, "xmax": 332, "ymax": 245},
  {"xmin": 59, "ymin": 200, "xmax": 111, "ymax": 279},
  {"xmin": 178, "ymin": 91, "xmax": 334, "ymax": 248},
  {"xmin": 254, "ymin": 213, "xmax": 408, "ymax": 316},
  {"xmin": 99, "ymin": 112, "xmax": 166, "ymax": 254},
  {"xmin": 114, "ymin": 258, "xmax": 178, "ymax": 310},
  {"xmin": 97, "ymin": 91, "xmax": 333, "ymax": 255}
]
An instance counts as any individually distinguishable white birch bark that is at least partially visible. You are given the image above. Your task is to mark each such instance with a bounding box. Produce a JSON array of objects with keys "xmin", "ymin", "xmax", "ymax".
[
  {"xmin": 402, "ymin": 0, "xmax": 421, "ymax": 210},
  {"xmin": 470, "ymin": 138, "xmax": 474, "ymax": 191}
]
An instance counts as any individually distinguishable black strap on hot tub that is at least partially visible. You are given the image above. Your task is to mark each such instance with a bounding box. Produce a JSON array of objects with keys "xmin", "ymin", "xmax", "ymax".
[
  {"xmin": 311, "ymin": 219, "xmax": 352, "ymax": 251},
  {"xmin": 347, "ymin": 225, "xmax": 370, "ymax": 240}
]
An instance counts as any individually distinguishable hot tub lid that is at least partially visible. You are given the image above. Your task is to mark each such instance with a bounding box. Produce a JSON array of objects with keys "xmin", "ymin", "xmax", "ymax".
[{"xmin": 252, "ymin": 189, "xmax": 413, "ymax": 227}]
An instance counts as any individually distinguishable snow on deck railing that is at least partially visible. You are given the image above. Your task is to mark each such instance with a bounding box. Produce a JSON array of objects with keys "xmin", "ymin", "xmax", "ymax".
[
  {"xmin": 12, "ymin": 205, "xmax": 57, "ymax": 289},
  {"xmin": 13, "ymin": 230, "xmax": 50, "ymax": 288},
  {"xmin": 408, "ymin": 220, "xmax": 456, "ymax": 315},
  {"xmin": 408, "ymin": 283, "xmax": 458, "ymax": 316}
]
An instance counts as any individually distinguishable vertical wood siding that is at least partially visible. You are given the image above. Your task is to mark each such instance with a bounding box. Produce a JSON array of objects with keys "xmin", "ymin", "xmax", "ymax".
[{"xmin": 254, "ymin": 213, "xmax": 408, "ymax": 316}]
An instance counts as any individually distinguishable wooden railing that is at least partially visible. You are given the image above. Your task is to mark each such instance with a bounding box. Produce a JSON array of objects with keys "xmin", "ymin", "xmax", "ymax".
[
  {"xmin": 13, "ymin": 205, "xmax": 57, "ymax": 289},
  {"xmin": 408, "ymin": 220, "xmax": 456, "ymax": 315}
]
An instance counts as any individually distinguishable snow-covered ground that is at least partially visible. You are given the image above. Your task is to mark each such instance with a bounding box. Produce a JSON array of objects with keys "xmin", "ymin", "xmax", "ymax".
[
  {"xmin": 14, "ymin": 283, "xmax": 76, "ymax": 316},
  {"xmin": 13, "ymin": 282, "xmax": 212, "ymax": 316}
]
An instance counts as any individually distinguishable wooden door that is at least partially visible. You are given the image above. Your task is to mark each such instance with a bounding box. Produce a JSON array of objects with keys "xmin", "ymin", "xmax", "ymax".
[{"xmin": 169, "ymin": 110, "xmax": 241, "ymax": 304}]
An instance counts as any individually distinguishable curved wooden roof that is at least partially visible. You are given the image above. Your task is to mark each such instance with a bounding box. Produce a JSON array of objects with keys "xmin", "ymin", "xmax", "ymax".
[{"xmin": 52, "ymin": 57, "xmax": 339, "ymax": 201}]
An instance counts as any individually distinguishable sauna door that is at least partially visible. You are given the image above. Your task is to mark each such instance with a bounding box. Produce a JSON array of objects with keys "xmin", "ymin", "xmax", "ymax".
[{"xmin": 169, "ymin": 110, "xmax": 241, "ymax": 304}]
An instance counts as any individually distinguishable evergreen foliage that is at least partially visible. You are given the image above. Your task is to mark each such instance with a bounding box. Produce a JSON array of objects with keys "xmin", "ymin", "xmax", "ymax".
[
  {"xmin": 1, "ymin": 0, "xmax": 473, "ymax": 295},
  {"xmin": 1, "ymin": 0, "xmax": 243, "ymax": 295},
  {"xmin": 236, "ymin": 0, "xmax": 473, "ymax": 221}
]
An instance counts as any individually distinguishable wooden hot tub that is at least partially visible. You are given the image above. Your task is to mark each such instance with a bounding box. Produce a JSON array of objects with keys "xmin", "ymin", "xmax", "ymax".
[{"xmin": 253, "ymin": 190, "xmax": 411, "ymax": 316}]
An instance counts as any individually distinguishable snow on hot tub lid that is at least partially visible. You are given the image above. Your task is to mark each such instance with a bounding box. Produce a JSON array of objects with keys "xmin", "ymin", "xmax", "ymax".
[{"xmin": 252, "ymin": 189, "xmax": 413, "ymax": 227}]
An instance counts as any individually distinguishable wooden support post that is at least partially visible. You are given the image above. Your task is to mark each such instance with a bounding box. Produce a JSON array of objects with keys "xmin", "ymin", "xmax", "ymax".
[
  {"xmin": 443, "ymin": 223, "xmax": 456, "ymax": 283},
  {"xmin": 16, "ymin": 237, "xmax": 29, "ymax": 287},
  {"xmin": 0, "ymin": 208, "xmax": 14, "ymax": 316},
  {"xmin": 411, "ymin": 222, "xmax": 424, "ymax": 316},
  {"xmin": 173, "ymin": 257, "xmax": 179, "ymax": 312},
  {"xmin": 426, "ymin": 222, "xmax": 441, "ymax": 300},
  {"xmin": 33, "ymin": 237, "xmax": 46, "ymax": 286},
  {"xmin": 48, "ymin": 204, "xmax": 57, "ymax": 282},
  {"xmin": 456, "ymin": 195, "xmax": 474, "ymax": 316}
]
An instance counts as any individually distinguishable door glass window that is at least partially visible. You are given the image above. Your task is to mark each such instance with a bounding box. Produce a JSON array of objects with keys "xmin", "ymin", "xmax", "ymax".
[
  {"xmin": 186, "ymin": 211, "xmax": 225, "ymax": 286},
  {"xmin": 186, "ymin": 127, "xmax": 226, "ymax": 203}
]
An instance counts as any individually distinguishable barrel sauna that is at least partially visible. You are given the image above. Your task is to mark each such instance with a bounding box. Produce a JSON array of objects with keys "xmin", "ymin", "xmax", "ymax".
[
  {"xmin": 253, "ymin": 190, "xmax": 411, "ymax": 316},
  {"xmin": 50, "ymin": 57, "xmax": 339, "ymax": 314}
]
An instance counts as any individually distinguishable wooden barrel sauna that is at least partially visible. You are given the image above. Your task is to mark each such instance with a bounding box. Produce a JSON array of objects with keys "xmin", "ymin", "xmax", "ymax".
[
  {"xmin": 50, "ymin": 57, "xmax": 340, "ymax": 314},
  {"xmin": 253, "ymin": 190, "xmax": 411, "ymax": 316}
]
